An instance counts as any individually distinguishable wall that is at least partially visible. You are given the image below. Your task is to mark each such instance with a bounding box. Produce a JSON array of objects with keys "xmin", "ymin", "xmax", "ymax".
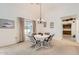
[
  {"xmin": 76, "ymin": 16, "xmax": 79, "ymax": 42},
  {"xmin": 0, "ymin": 3, "xmax": 40, "ymax": 47}
]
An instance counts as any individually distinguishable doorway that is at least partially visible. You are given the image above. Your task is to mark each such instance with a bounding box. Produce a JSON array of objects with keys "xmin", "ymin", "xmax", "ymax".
[
  {"xmin": 24, "ymin": 19, "xmax": 33, "ymax": 40},
  {"xmin": 18, "ymin": 17, "xmax": 36, "ymax": 42},
  {"xmin": 24, "ymin": 19, "xmax": 36, "ymax": 40},
  {"xmin": 62, "ymin": 17, "xmax": 76, "ymax": 41}
]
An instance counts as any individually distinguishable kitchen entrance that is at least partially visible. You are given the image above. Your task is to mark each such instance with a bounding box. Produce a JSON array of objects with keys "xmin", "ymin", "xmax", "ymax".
[{"xmin": 62, "ymin": 16, "xmax": 76, "ymax": 41}]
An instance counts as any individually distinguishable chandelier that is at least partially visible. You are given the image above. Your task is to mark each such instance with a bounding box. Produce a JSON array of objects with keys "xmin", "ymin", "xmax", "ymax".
[{"xmin": 37, "ymin": 3, "xmax": 45, "ymax": 24}]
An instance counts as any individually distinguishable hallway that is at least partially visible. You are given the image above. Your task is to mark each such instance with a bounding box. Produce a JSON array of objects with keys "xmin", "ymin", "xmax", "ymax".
[{"xmin": 0, "ymin": 39, "xmax": 79, "ymax": 55}]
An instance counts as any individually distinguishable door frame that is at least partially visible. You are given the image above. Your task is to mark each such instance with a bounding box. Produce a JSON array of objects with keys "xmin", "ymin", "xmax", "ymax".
[
  {"xmin": 61, "ymin": 15, "xmax": 77, "ymax": 40},
  {"xmin": 18, "ymin": 17, "xmax": 25, "ymax": 43}
]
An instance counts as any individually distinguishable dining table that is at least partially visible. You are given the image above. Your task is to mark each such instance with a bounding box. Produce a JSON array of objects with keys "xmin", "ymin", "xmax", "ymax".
[
  {"xmin": 34, "ymin": 35, "xmax": 49, "ymax": 41},
  {"xmin": 34, "ymin": 35, "xmax": 50, "ymax": 47}
]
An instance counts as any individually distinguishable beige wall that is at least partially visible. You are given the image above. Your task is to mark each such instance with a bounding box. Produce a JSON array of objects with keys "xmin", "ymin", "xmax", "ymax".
[{"xmin": 0, "ymin": 18, "xmax": 18, "ymax": 47}]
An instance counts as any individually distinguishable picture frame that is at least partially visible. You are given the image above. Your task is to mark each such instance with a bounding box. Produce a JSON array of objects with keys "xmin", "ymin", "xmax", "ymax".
[
  {"xmin": 0, "ymin": 19, "xmax": 15, "ymax": 29},
  {"xmin": 43, "ymin": 22, "xmax": 47, "ymax": 27},
  {"xmin": 50, "ymin": 22, "xmax": 54, "ymax": 28}
]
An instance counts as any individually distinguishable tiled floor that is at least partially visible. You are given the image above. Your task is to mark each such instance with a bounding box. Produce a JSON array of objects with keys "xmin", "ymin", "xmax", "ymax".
[{"xmin": 0, "ymin": 39, "xmax": 79, "ymax": 55}]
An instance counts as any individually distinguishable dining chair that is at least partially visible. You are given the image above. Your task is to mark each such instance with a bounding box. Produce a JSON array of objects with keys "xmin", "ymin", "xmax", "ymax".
[
  {"xmin": 28, "ymin": 35, "xmax": 37, "ymax": 48},
  {"xmin": 38, "ymin": 33, "xmax": 43, "ymax": 36},
  {"xmin": 32, "ymin": 33, "xmax": 36, "ymax": 35},
  {"xmin": 28, "ymin": 35, "xmax": 41, "ymax": 48},
  {"xmin": 44, "ymin": 33, "xmax": 50, "ymax": 35},
  {"xmin": 48, "ymin": 34, "xmax": 54, "ymax": 41},
  {"xmin": 43, "ymin": 34, "xmax": 54, "ymax": 47}
]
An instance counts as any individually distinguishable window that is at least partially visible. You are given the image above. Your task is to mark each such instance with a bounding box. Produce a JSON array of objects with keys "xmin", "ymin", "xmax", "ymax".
[{"xmin": 24, "ymin": 20, "xmax": 33, "ymax": 35}]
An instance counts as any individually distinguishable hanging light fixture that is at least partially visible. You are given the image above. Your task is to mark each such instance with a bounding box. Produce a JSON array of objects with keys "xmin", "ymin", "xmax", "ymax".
[{"xmin": 37, "ymin": 3, "xmax": 45, "ymax": 24}]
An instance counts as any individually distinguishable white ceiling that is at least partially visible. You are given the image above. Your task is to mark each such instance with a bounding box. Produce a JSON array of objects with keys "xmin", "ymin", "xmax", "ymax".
[{"xmin": 0, "ymin": 3, "xmax": 79, "ymax": 20}]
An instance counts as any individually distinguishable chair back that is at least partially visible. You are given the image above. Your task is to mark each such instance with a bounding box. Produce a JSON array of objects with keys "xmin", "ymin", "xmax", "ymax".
[
  {"xmin": 47, "ymin": 34, "xmax": 54, "ymax": 42},
  {"xmin": 32, "ymin": 33, "xmax": 36, "ymax": 35},
  {"xmin": 38, "ymin": 33, "xmax": 43, "ymax": 36},
  {"xmin": 28, "ymin": 35, "xmax": 36, "ymax": 44},
  {"xmin": 45, "ymin": 33, "xmax": 50, "ymax": 35},
  {"xmin": 44, "ymin": 35, "xmax": 51, "ymax": 42},
  {"xmin": 50, "ymin": 34, "xmax": 54, "ymax": 40}
]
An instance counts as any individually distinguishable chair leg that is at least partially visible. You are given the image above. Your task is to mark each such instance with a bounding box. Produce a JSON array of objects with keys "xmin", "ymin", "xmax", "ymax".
[
  {"xmin": 35, "ymin": 41, "xmax": 41, "ymax": 50},
  {"xmin": 43, "ymin": 41, "xmax": 52, "ymax": 48},
  {"xmin": 30, "ymin": 44, "xmax": 36, "ymax": 48},
  {"xmin": 43, "ymin": 41, "xmax": 49, "ymax": 48}
]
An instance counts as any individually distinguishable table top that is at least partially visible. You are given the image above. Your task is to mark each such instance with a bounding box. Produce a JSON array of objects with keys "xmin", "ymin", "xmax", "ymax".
[{"xmin": 34, "ymin": 35, "xmax": 49, "ymax": 41}]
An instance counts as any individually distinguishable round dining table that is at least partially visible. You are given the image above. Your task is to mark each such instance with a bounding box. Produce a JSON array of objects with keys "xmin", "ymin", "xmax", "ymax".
[
  {"xmin": 34, "ymin": 35, "xmax": 51, "ymax": 48},
  {"xmin": 34, "ymin": 35, "xmax": 50, "ymax": 47},
  {"xmin": 34, "ymin": 35, "xmax": 49, "ymax": 41}
]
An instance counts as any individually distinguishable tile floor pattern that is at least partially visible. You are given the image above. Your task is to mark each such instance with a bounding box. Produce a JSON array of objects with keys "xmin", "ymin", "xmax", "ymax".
[{"xmin": 0, "ymin": 39, "xmax": 79, "ymax": 55}]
